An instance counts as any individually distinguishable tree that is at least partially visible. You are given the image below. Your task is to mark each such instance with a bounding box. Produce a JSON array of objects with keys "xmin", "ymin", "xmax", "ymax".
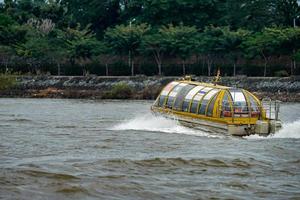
[
  {"xmin": 64, "ymin": 24, "xmax": 104, "ymax": 75},
  {"xmin": 220, "ymin": 27, "xmax": 249, "ymax": 76},
  {"xmin": 1, "ymin": 0, "xmax": 300, "ymax": 77},
  {"xmin": 61, "ymin": 0, "xmax": 120, "ymax": 36},
  {"xmin": 237, "ymin": 0, "xmax": 275, "ymax": 31},
  {"xmin": 274, "ymin": 0, "xmax": 300, "ymax": 27},
  {"xmin": 15, "ymin": 34, "xmax": 49, "ymax": 74},
  {"xmin": 104, "ymin": 23, "xmax": 149, "ymax": 76},
  {"xmin": 159, "ymin": 23, "xmax": 198, "ymax": 75},
  {"xmin": 197, "ymin": 26, "xmax": 225, "ymax": 76},
  {"xmin": 243, "ymin": 28, "xmax": 288, "ymax": 77},
  {"xmin": 280, "ymin": 28, "xmax": 300, "ymax": 75},
  {"xmin": 121, "ymin": 0, "xmax": 222, "ymax": 29},
  {"xmin": 0, "ymin": 13, "xmax": 27, "ymax": 46},
  {"xmin": 0, "ymin": 45, "xmax": 15, "ymax": 73},
  {"xmin": 141, "ymin": 31, "xmax": 168, "ymax": 76}
]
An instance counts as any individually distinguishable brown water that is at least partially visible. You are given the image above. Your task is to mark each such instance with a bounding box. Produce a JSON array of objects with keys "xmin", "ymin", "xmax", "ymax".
[{"xmin": 0, "ymin": 99, "xmax": 300, "ymax": 199}]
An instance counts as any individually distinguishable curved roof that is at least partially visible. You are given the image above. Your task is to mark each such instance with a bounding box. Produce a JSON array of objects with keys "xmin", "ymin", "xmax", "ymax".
[{"xmin": 155, "ymin": 81, "xmax": 261, "ymax": 118}]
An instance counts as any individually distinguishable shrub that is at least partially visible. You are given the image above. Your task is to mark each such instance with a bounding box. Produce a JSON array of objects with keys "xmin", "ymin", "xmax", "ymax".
[
  {"xmin": 105, "ymin": 82, "xmax": 133, "ymax": 99},
  {"xmin": 0, "ymin": 73, "xmax": 17, "ymax": 90}
]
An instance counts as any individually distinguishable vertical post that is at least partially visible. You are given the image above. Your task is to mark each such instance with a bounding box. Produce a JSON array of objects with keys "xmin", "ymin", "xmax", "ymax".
[
  {"xmin": 129, "ymin": 21, "xmax": 132, "ymax": 75},
  {"xmin": 275, "ymin": 101, "xmax": 280, "ymax": 121},
  {"xmin": 232, "ymin": 90, "xmax": 236, "ymax": 123},
  {"xmin": 129, "ymin": 19, "xmax": 135, "ymax": 76},
  {"xmin": 269, "ymin": 99, "xmax": 271, "ymax": 119}
]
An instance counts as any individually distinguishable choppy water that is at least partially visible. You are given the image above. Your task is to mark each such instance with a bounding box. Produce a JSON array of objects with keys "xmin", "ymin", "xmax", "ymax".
[{"xmin": 0, "ymin": 99, "xmax": 300, "ymax": 200}]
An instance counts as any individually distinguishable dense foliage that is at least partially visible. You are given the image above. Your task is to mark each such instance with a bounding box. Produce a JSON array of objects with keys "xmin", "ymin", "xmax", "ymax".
[{"xmin": 0, "ymin": 0, "xmax": 300, "ymax": 76}]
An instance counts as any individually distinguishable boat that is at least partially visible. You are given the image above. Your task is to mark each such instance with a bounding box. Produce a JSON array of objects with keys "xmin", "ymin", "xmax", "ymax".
[{"xmin": 151, "ymin": 75, "xmax": 282, "ymax": 136}]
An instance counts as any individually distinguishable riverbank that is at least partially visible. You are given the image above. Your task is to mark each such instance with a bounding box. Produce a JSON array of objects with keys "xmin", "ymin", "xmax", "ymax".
[{"xmin": 0, "ymin": 75, "xmax": 300, "ymax": 102}]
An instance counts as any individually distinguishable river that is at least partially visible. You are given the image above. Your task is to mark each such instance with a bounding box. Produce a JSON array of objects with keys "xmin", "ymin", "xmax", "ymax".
[{"xmin": 0, "ymin": 99, "xmax": 300, "ymax": 199}]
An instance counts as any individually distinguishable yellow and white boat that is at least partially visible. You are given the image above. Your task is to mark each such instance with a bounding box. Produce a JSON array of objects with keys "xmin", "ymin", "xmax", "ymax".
[{"xmin": 151, "ymin": 76, "xmax": 282, "ymax": 136}]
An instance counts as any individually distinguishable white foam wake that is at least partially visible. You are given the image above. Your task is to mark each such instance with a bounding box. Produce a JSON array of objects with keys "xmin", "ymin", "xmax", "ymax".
[
  {"xmin": 111, "ymin": 114, "xmax": 218, "ymax": 138},
  {"xmin": 245, "ymin": 119, "xmax": 300, "ymax": 139}
]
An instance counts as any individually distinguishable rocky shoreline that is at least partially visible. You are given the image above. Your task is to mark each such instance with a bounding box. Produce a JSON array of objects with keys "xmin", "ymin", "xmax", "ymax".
[{"xmin": 0, "ymin": 76, "xmax": 300, "ymax": 102}]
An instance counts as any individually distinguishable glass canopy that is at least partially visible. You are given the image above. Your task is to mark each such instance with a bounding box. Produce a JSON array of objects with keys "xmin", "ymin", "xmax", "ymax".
[{"xmin": 155, "ymin": 81, "xmax": 261, "ymax": 118}]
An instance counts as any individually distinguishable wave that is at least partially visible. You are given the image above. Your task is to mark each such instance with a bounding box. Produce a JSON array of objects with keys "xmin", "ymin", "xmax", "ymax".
[
  {"xmin": 20, "ymin": 169, "xmax": 79, "ymax": 180},
  {"xmin": 103, "ymin": 157, "xmax": 257, "ymax": 169},
  {"xmin": 110, "ymin": 114, "xmax": 218, "ymax": 138},
  {"xmin": 6, "ymin": 118, "xmax": 32, "ymax": 123},
  {"xmin": 111, "ymin": 114, "xmax": 300, "ymax": 139},
  {"xmin": 245, "ymin": 119, "xmax": 300, "ymax": 139}
]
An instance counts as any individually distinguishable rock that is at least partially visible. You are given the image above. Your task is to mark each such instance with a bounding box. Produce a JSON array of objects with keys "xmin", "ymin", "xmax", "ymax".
[{"xmin": 1, "ymin": 76, "xmax": 300, "ymax": 102}]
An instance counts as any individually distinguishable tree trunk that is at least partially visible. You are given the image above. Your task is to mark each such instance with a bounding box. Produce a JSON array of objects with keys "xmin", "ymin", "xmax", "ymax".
[
  {"xmin": 291, "ymin": 60, "xmax": 293, "ymax": 76},
  {"xmin": 106, "ymin": 63, "xmax": 109, "ymax": 76},
  {"xmin": 207, "ymin": 59, "xmax": 212, "ymax": 76},
  {"xmin": 292, "ymin": 49, "xmax": 296, "ymax": 76},
  {"xmin": 158, "ymin": 62, "xmax": 162, "ymax": 76},
  {"xmin": 202, "ymin": 56, "xmax": 205, "ymax": 75},
  {"xmin": 82, "ymin": 65, "xmax": 86, "ymax": 76},
  {"xmin": 233, "ymin": 62, "xmax": 236, "ymax": 77},
  {"xmin": 264, "ymin": 60, "xmax": 267, "ymax": 77},
  {"xmin": 5, "ymin": 61, "xmax": 8, "ymax": 74},
  {"xmin": 182, "ymin": 60, "xmax": 186, "ymax": 75},
  {"xmin": 34, "ymin": 63, "xmax": 38, "ymax": 75},
  {"xmin": 131, "ymin": 60, "xmax": 134, "ymax": 76},
  {"xmin": 128, "ymin": 50, "xmax": 131, "ymax": 69},
  {"xmin": 57, "ymin": 63, "xmax": 61, "ymax": 76},
  {"xmin": 153, "ymin": 49, "xmax": 163, "ymax": 76},
  {"xmin": 261, "ymin": 51, "xmax": 267, "ymax": 77}
]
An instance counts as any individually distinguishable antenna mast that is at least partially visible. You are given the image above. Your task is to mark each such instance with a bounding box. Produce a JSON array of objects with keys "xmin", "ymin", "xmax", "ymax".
[{"xmin": 213, "ymin": 68, "xmax": 221, "ymax": 85}]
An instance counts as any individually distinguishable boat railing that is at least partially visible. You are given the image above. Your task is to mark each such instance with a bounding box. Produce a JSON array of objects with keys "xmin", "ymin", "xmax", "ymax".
[
  {"xmin": 261, "ymin": 98, "xmax": 281, "ymax": 120},
  {"xmin": 220, "ymin": 99, "xmax": 280, "ymax": 120},
  {"xmin": 221, "ymin": 103, "xmax": 260, "ymax": 118}
]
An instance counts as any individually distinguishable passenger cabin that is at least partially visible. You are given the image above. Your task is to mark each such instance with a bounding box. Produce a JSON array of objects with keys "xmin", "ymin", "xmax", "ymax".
[
  {"xmin": 152, "ymin": 79, "xmax": 282, "ymax": 136},
  {"xmin": 152, "ymin": 80, "xmax": 267, "ymax": 126}
]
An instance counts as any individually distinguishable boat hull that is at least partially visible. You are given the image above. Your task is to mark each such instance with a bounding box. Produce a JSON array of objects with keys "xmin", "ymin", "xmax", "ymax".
[{"xmin": 151, "ymin": 107, "xmax": 273, "ymax": 136}]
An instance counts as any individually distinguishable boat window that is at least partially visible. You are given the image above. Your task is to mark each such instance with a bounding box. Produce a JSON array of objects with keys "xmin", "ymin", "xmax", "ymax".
[
  {"xmin": 173, "ymin": 84, "xmax": 195, "ymax": 110},
  {"xmin": 247, "ymin": 93, "xmax": 260, "ymax": 112},
  {"xmin": 157, "ymin": 81, "xmax": 179, "ymax": 107},
  {"xmin": 158, "ymin": 95, "xmax": 167, "ymax": 106},
  {"xmin": 246, "ymin": 93, "xmax": 260, "ymax": 117},
  {"xmin": 166, "ymin": 83, "xmax": 187, "ymax": 108},
  {"xmin": 185, "ymin": 86, "xmax": 204, "ymax": 100},
  {"xmin": 199, "ymin": 89, "xmax": 219, "ymax": 115},
  {"xmin": 160, "ymin": 81, "xmax": 179, "ymax": 96},
  {"xmin": 182, "ymin": 101, "xmax": 190, "ymax": 112},
  {"xmin": 182, "ymin": 86, "xmax": 204, "ymax": 112},
  {"xmin": 153, "ymin": 95, "xmax": 159, "ymax": 106},
  {"xmin": 190, "ymin": 100, "xmax": 199, "ymax": 113},
  {"xmin": 207, "ymin": 93, "xmax": 218, "ymax": 117},
  {"xmin": 230, "ymin": 89, "xmax": 248, "ymax": 116},
  {"xmin": 190, "ymin": 87, "xmax": 210, "ymax": 113},
  {"xmin": 222, "ymin": 92, "xmax": 232, "ymax": 117},
  {"xmin": 166, "ymin": 96, "xmax": 175, "ymax": 108}
]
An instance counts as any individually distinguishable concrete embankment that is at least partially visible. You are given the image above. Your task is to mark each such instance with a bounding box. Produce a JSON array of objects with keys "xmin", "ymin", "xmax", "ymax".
[{"xmin": 0, "ymin": 76, "xmax": 300, "ymax": 102}]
